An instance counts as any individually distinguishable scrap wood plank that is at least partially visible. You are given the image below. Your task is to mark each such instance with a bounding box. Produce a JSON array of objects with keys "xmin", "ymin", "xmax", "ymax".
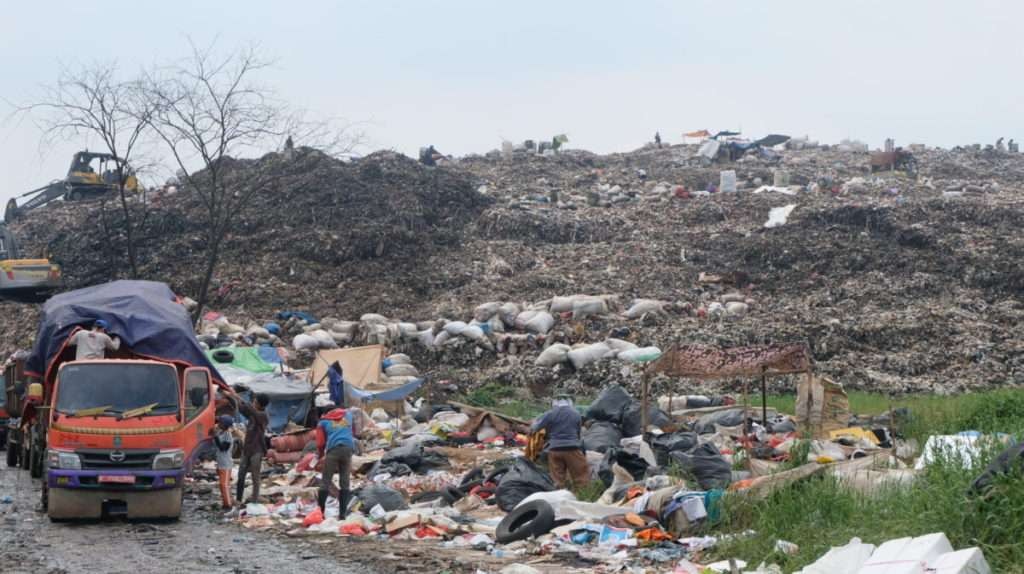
[{"xmin": 449, "ymin": 400, "xmax": 532, "ymax": 427}]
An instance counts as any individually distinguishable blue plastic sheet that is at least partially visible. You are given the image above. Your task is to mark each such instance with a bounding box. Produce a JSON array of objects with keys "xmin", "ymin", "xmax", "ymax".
[
  {"xmin": 27, "ymin": 280, "xmax": 223, "ymax": 384},
  {"xmin": 344, "ymin": 378, "xmax": 425, "ymax": 403}
]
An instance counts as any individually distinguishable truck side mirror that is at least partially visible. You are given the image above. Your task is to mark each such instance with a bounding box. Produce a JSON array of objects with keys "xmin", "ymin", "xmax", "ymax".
[{"xmin": 183, "ymin": 367, "xmax": 211, "ymax": 422}]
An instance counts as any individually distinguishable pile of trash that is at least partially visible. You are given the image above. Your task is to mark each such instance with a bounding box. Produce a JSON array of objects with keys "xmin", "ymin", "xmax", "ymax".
[
  {"xmin": 181, "ymin": 370, "xmax": 1020, "ymax": 573},
  {"xmin": 6, "ymin": 140, "xmax": 1024, "ymax": 393}
]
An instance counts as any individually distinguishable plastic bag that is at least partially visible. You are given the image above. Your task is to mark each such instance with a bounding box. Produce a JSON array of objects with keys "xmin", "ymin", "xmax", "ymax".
[
  {"xmin": 620, "ymin": 401, "xmax": 671, "ymax": 436},
  {"xmin": 292, "ymin": 333, "xmax": 319, "ymax": 350},
  {"xmin": 583, "ymin": 421, "xmax": 623, "ymax": 453},
  {"xmin": 381, "ymin": 443, "xmax": 448, "ymax": 473},
  {"xmin": 694, "ymin": 409, "xmax": 746, "ymax": 434},
  {"xmin": 496, "ymin": 457, "xmax": 556, "ymax": 511},
  {"xmin": 385, "ymin": 364, "xmax": 419, "ymax": 378},
  {"xmin": 523, "ymin": 312, "xmax": 555, "ymax": 334},
  {"xmin": 970, "ymin": 441, "xmax": 1024, "ymax": 494},
  {"xmin": 669, "ymin": 442, "xmax": 732, "ymax": 490},
  {"xmin": 356, "ymin": 484, "xmax": 408, "ymax": 511},
  {"xmin": 535, "ymin": 344, "xmax": 571, "ymax": 367},
  {"xmin": 618, "ymin": 346, "xmax": 663, "ymax": 363},
  {"xmin": 625, "ymin": 299, "xmax": 665, "ymax": 319},
  {"xmin": 567, "ymin": 342, "xmax": 613, "ymax": 370},
  {"xmin": 587, "ymin": 384, "xmax": 633, "ymax": 423},
  {"xmin": 650, "ymin": 432, "xmax": 699, "ymax": 467},
  {"xmin": 474, "ymin": 302, "xmax": 502, "ymax": 322},
  {"xmin": 572, "ymin": 297, "xmax": 608, "ymax": 320},
  {"xmin": 598, "ymin": 448, "xmax": 649, "ymax": 486},
  {"xmin": 443, "ymin": 321, "xmax": 468, "ymax": 336}
]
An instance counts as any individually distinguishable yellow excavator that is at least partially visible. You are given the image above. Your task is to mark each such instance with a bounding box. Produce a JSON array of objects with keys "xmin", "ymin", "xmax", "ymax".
[
  {"xmin": 0, "ymin": 224, "xmax": 61, "ymax": 300},
  {"xmin": 5, "ymin": 151, "xmax": 141, "ymax": 223}
]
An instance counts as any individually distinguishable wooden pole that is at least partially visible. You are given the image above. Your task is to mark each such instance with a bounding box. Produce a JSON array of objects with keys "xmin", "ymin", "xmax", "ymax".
[
  {"xmin": 761, "ymin": 369, "xmax": 768, "ymax": 425},
  {"xmin": 641, "ymin": 372, "xmax": 650, "ymax": 432}
]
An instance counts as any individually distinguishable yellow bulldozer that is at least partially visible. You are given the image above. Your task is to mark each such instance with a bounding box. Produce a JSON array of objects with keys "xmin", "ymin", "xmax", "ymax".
[{"xmin": 5, "ymin": 151, "xmax": 141, "ymax": 223}]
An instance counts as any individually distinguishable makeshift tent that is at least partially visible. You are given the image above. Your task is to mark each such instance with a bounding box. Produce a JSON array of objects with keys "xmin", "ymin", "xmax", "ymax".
[
  {"xmin": 26, "ymin": 280, "xmax": 224, "ymax": 386},
  {"xmin": 219, "ymin": 363, "xmax": 313, "ymax": 432},
  {"xmin": 755, "ymin": 134, "xmax": 791, "ymax": 148},
  {"xmin": 683, "ymin": 129, "xmax": 711, "ymax": 138},
  {"xmin": 311, "ymin": 345, "xmax": 422, "ymax": 412},
  {"xmin": 646, "ymin": 344, "xmax": 813, "ymax": 429},
  {"xmin": 311, "ymin": 345, "xmax": 385, "ymax": 390}
]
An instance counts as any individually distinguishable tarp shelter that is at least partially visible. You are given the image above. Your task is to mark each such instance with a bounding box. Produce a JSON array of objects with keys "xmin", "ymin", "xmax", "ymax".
[
  {"xmin": 311, "ymin": 345, "xmax": 423, "ymax": 412},
  {"xmin": 646, "ymin": 344, "xmax": 813, "ymax": 429},
  {"xmin": 218, "ymin": 363, "xmax": 313, "ymax": 432},
  {"xmin": 26, "ymin": 280, "xmax": 224, "ymax": 387},
  {"xmin": 311, "ymin": 345, "xmax": 385, "ymax": 391},
  {"xmin": 684, "ymin": 129, "xmax": 711, "ymax": 138}
]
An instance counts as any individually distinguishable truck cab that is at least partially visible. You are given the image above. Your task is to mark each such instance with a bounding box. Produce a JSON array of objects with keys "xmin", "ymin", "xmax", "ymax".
[{"xmin": 42, "ymin": 359, "xmax": 215, "ymax": 520}]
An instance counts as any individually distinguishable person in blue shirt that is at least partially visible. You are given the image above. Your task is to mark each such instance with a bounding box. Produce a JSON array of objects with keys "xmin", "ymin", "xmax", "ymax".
[
  {"xmin": 327, "ymin": 361, "xmax": 346, "ymax": 407},
  {"xmin": 315, "ymin": 406, "xmax": 363, "ymax": 518},
  {"xmin": 531, "ymin": 395, "xmax": 589, "ymax": 488}
]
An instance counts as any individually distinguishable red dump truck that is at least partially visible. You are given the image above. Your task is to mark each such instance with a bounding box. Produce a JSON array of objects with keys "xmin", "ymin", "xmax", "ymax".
[{"xmin": 12, "ymin": 280, "xmax": 225, "ymax": 520}]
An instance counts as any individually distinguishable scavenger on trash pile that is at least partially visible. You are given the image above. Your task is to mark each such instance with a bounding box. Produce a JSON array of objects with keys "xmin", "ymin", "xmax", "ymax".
[
  {"xmin": 530, "ymin": 394, "xmax": 588, "ymax": 489},
  {"xmin": 234, "ymin": 390, "xmax": 271, "ymax": 505}
]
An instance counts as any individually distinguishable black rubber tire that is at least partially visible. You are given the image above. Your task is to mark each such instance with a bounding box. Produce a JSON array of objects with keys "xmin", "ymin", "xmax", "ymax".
[
  {"xmin": 212, "ymin": 349, "xmax": 235, "ymax": 363},
  {"xmin": 460, "ymin": 467, "xmax": 484, "ymax": 486},
  {"xmin": 440, "ymin": 486, "xmax": 464, "ymax": 505},
  {"xmin": 457, "ymin": 479, "xmax": 483, "ymax": 494},
  {"xmin": 495, "ymin": 500, "xmax": 556, "ymax": 544},
  {"xmin": 410, "ymin": 491, "xmax": 445, "ymax": 504},
  {"xmin": 5, "ymin": 442, "xmax": 18, "ymax": 468},
  {"xmin": 484, "ymin": 466, "xmax": 510, "ymax": 484},
  {"xmin": 29, "ymin": 442, "xmax": 43, "ymax": 479}
]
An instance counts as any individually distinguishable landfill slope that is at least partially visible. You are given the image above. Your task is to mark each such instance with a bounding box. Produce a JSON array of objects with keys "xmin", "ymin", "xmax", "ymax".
[{"xmin": 4, "ymin": 144, "xmax": 1024, "ymax": 394}]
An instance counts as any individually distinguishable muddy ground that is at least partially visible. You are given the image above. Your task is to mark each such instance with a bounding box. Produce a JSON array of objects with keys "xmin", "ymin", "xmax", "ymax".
[{"xmin": 0, "ymin": 463, "xmax": 558, "ymax": 574}]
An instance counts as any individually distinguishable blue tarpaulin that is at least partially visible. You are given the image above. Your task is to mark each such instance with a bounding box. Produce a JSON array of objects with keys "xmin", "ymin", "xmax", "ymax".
[
  {"xmin": 27, "ymin": 280, "xmax": 224, "ymax": 384},
  {"xmin": 345, "ymin": 378, "xmax": 425, "ymax": 403}
]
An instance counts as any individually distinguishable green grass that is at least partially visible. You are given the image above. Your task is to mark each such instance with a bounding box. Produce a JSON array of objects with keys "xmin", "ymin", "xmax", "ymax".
[
  {"xmin": 712, "ymin": 389, "xmax": 1024, "ymax": 572},
  {"xmin": 462, "ymin": 382, "xmax": 549, "ymax": 420}
]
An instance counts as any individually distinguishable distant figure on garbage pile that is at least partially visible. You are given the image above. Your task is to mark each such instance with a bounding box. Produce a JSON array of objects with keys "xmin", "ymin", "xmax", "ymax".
[
  {"xmin": 69, "ymin": 320, "xmax": 121, "ymax": 361},
  {"xmin": 531, "ymin": 395, "xmax": 589, "ymax": 489},
  {"xmin": 284, "ymin": 135, "xmax": 294, "ymax": 151},
  {"xmin": 419, "ymin": 145, "xmax": 441, "ymax": 166},
  {"xmin": 654, "ymin": 132, "xmax": 662, "ymax": 148},
  {"xmin": 327, "ymin": 361, "xmax": 346, "ymax": 407},
  {"xmin": 316, "ymin": 405, "xmax": 365, "ymax": 518},
  {"xmin": 1010, "ymin": 139, "xmax": 1019, "ymax": 153},
  {"xmin": 232, "ymin": 390, "xmax": 270, "ymax": 505},
  {"xmin": 210, "ymin": 415, "xmax": 235, "ymax": 509},
  {"xmin": 997, "ymin": 137, "xmax": 1006, "ymax": 152}
]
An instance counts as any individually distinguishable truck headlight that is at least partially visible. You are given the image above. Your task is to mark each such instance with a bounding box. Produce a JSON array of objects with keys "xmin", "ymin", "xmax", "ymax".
[
  {"xmin": 47, "ymin": 449, "xmax": 81, "ymax": 470},
  {"xmin": 152, "ymin": 449, "xmax": 185, "ymax": 470}
]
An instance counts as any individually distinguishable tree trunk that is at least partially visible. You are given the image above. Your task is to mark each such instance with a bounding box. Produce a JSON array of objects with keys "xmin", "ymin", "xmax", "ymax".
[
  {"xmin": 117, "ymin": 182, "xmax": 139, "ymax": 278},
  {"xmin": 192, "ymin": 227, "xmax": 225, "ymax": 324}
]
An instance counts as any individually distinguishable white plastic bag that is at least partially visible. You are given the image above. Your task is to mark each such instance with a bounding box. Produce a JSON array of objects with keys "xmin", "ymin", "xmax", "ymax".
[
  {"xmin": 618, "ymin": 346, "xmax": 662, "ymax": 363},
  {"xmin": 535, "ymin": 343, "xmax": 572, "ymax": 367},
  {"xmin": 765, "ymin": 204, "xmax": 797, "ymax": 228},
  {"xmin": 523, "ymin": 311, "xmax": 555, "ymax": 334},
  {"xmin": 625, "ymin": 299, "xmax": 665, "ymax": 319},
  {"xmin": 567, "ymin": 342, "xmax": 613, "ymax": 369}
]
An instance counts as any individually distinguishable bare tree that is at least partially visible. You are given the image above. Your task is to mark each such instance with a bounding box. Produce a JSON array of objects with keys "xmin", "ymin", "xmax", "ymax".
[
  {"xmin": 145, "ymin": 44, "xmax": 292, "ymax": 320},
  {"xmin": 25, "ymin": 63, "xmax": 157, "ymax": 277}
]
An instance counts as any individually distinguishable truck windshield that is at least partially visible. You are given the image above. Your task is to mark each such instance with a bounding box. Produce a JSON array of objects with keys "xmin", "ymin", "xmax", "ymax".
[{"xmin": 56, "ymin": 363, "xmax": 179, "ymax": 417}]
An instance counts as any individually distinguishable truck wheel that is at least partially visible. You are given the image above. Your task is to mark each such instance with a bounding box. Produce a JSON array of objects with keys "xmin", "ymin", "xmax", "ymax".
[
  {"xmin": 29, "ymin": 441, "xmax": 43, "ymax": 478},
  {"xmin": 5, "ymin": 443, "xmax": 17, "ymax": 468}
]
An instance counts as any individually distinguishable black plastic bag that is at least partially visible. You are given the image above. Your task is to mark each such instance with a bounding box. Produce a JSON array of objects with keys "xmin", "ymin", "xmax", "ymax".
[
  {"xmin": 382, "ymin": 442, "xmax": 448, "ymax": 473},
  {"xmin": 495, "ymin": 457, "xmax": 556, "ymax": 511},
  {"xmin": 356, "ymin": 484, "xmax": 408, "ymax": 511},
  {"xmin": 694, "ymin": 409, "xmax": 746, "ymax": 434},
  {"xmin": 598, "ymin": 447, "xmax": 649, "ymax": 486},
  {"xmin": 970, "ymin": 441, "xmax": 1024, "ymax": 495},
  {"xmin": 367, "ymin": 461, "xmax": 413, "ymax": 479},
  {"xmin": 669, "ymin": 442, "xmax": 732, "ymax": 490},
  {"xmin": 586, "ymin": 384, "xmax": 633, "ymax": 423},
  {"xmin": 620, "ymin": 401, "xmax": 671, "ymax": 436},
  {"xmin": 650, "ymin": 431, "xmax": 700, "ymax": 467},
  {"xmin": 583, "ymin": 421, "xmax": 622, "ymax": 453}
]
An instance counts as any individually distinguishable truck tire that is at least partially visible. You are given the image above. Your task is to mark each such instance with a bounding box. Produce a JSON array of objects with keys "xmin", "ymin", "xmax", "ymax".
[
  {"xmin": 5, "ymin": 442, "xmax": 17, "ymax": 468},
  {"xmin": 29, "ymin": 441, "xmax": 43, "ymax": 479}
]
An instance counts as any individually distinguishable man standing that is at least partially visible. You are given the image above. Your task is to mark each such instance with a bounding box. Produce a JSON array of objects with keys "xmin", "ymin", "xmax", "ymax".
[
  {"xmin": 532, "ymin": 395, "xmax": 590, "ymax": 489},
  {"xmin": 69, "ymin": 320, "xmax": 121, "ymax": 360},
  {"xmin": 315, "ymin": 405, "xmax": 362, "ymax": 518},
  {"xmin": 327, "ymin": 361, "xmax": 346, "ymax": 408},
  {"xmin": 234, "ymin": 391, "xmax": 270, "ymax": 505}
]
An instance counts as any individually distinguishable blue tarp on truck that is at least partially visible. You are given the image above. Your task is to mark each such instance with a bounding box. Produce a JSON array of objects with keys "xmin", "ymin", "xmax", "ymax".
[{"xmin": 26, "ymin": 280, "xmax": 224, "ymax": 384}]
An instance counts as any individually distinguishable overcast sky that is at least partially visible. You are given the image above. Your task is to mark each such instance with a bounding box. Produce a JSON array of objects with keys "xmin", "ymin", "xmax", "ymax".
[{"xmin": 1, "ymin": 0, "xmax": 1021, "ymax": 203}]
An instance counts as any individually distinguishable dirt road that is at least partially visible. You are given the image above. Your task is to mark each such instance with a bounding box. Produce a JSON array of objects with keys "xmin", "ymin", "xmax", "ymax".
[{"xmin": 0, "ymin": 464, "xmax": 362, "ymax": 574}]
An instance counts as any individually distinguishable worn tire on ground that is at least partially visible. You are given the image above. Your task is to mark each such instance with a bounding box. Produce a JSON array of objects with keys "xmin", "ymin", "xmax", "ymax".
[{"xmin": 495, "ymin": 500, "xmax": 556, "ymax": 544}]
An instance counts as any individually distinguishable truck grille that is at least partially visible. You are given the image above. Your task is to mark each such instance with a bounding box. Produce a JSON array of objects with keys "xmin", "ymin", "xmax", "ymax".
[{"xmin": 76, "ymin": 449, "xmax": 158, "ymax": 470}]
